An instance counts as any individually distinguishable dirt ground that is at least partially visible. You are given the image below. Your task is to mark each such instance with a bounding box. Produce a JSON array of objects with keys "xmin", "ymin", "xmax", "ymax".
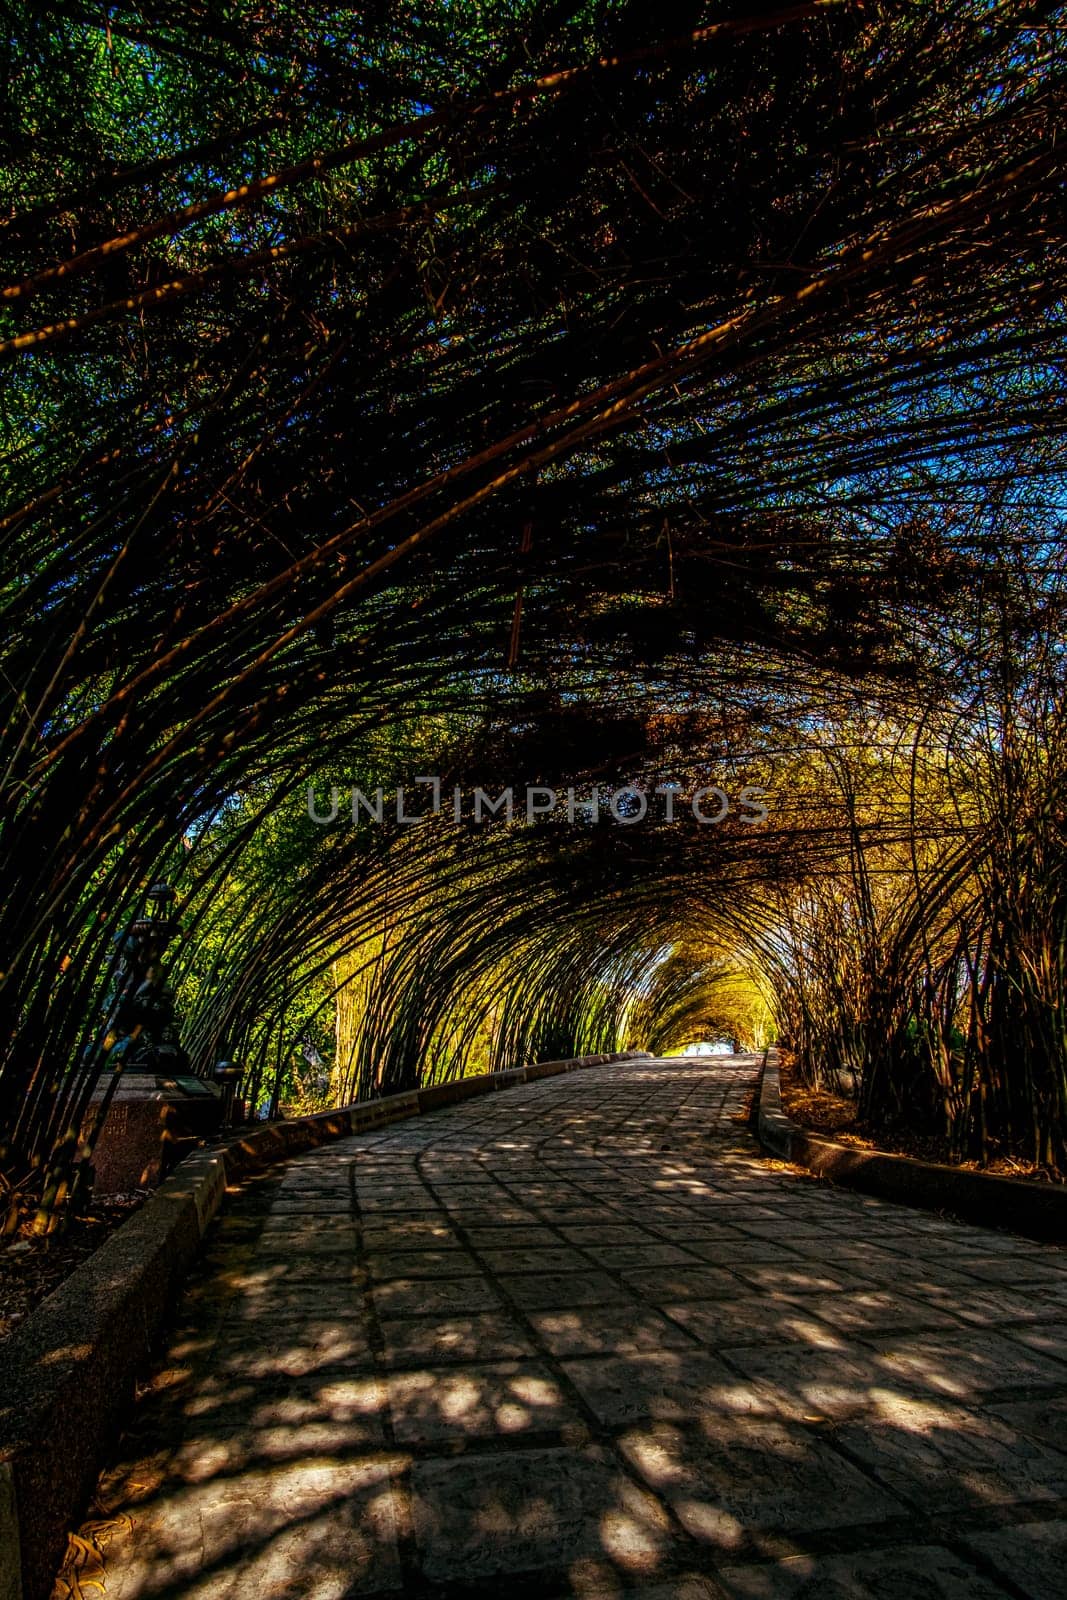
[
  {"xmin": 778, "ymin": 1052, "xmax": 1062, "ymax": 1183},
  {"xmin": 0, "ymin": 1191, "xmax": 147, "ymax": 1343}
]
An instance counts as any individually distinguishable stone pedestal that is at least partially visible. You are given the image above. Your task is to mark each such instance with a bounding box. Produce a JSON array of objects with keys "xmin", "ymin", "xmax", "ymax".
[{"xmin": 87, "ymin": 1074, "xmax": 224, "ymax": 1191}]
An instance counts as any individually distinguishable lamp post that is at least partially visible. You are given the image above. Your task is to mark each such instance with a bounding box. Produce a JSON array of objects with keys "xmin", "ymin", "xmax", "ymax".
[
  {"xmin": 113, "ymin": 882, "xmax": 186, "ymax": 1074},
  {"xmin": 57, "ymin": 883, "xmax": 187, "ymax": 1223},
  {"xmin": 213, "ymin": 1059, "xmax": 244, "ymax": 1129}
]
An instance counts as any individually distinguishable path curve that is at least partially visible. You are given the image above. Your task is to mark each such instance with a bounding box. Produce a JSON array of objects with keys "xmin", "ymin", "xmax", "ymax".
[{"xmin": 74, "ymin": 1056, "xmax": 1067, "ymax": 1599}]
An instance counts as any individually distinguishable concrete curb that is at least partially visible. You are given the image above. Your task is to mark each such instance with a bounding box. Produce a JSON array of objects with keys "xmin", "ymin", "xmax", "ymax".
[
  {"xmin": 757, "ymin": 1049, "xmax": 1067, "ymax": 1244},
  {"xmin": 0, "ymin": 1050, "xmax": 649, "ymax": 1600}
]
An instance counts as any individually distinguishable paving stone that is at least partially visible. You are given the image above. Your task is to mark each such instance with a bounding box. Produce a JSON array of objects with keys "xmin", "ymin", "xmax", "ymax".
[
  {"xmin": 99, "ymin": 1456, "xmax": 404, "ymax": 1599},
  {"xmin": 895, "ymin": 1216, "xmax": 979, "ymax": 1241},
  {"xmin": 714, "ymin": 1544, "xmax": 1012, "ymax": 1598},
  {"xmin": 70, "ymin": 1057, "xmax": 1067, "ymax": 1600},
  {"xmin": 442, "ymin": 1205, "xmax": 540, "ymax": 1225},
  {"xmin": 865, "ymin": 1327, "xmax": 1067, "ymax": 1398},
  {"xmin": 172, "ymin": 1413, "xmax": 392, "ymax": 1478},
  {"xmin": 530, "ymin": 1306, "xmax": 699, "ymax": 1358},
  {"xmin": 804, "ymin": 1241, "xmax": 910, "ymax": 1267},
  {"xmin": 214, "ymin": 1215, "xmax": 268, "ymax": 1240},
  {"xmin": 684, "ymin": 1240, "xmax": 805, "ymax": 1267},
  {"xmin": 466, "ymin": 1224, "xmax": 579, "ymax": 1248},
  {"xmin": 212, "ymin": 1321, "xmax": 377, "ymax": 1378},
  {"xmin": 618, "ymin": 1417, "xmax": 905, "ymax": 1550},
  {"xmin": 953, "ymin": 1234, "xmax": 1066, "ymax": 1258},
  {"xmin": 356, "ymin": 1203, "xmax": 446, "ymax": 1226},
  {"xmin": 364, "ymin": 1248, "xmax": 480, "ymax": 1280},
  {"xmin": 663, "ymin": 1297, "xmax": 845, "ymax": 1352},
  {"xmin": 377, "ymin": 1310, "xmax": 538, "ymax": 1366},
  {"xmin": 965, "ymin": 1518, "xmax": 1067, "ymax": 1600},
  {"xmin": 233, "ymin": 1254, "xmax": 367, "ymax": 1292},
  {"xmin": 357, "ymin": 1190, "xmax": 435, "ymax": 1211},
  {"xmin": 950, "ymin": 1286, "xmax": 1064, "ymax": 1326},
  {"xmin": 360, "ymin": 1218, "xmax": 457, "ymax": 1249},
  {"xmin": 952, "ymin": 1254, "xmax": 1067, "ymax": 1287},
  {"xmin": 276, "ymin": 1175, "xmax": 353, "ymax": 1194},
  {"xmin": 259, "ymin": 1211, "xmax": 355, "ymax": 1233},
  {"xmin": 996, "ymin": 1319, "xmax": 1067, "ymax": 1363},
  {"xmin": 794, "ymin": 1288, "xmax": 966, "ymax": 1336},
  {"xmin": 728, "ymin": 1263, "xmax": 860, "ymax": 1295},
  {"xmin": 371, "ymin": 1274, "xmax": 501, "ymax": 1316},
  {"xmin": 561, "ymin": 1350, "xmax": 743, "ymax": 1426},
  {"xmin": 536, "ymin": 1207, "xmax": 633, "ymax": 1227},
  {"xmin": 255, "ymin": 1228, "xmax": 358, "ymax": 1257},
  {"xmin": 179, "ymin": 1373, "xmax": 386, "ymax": 1429},
  {"xmin": 896, "ymin": 1264, "xmax": 1005, "ymax": 1299},
  {"xmin": 621, "ymin": 1266, "xmax": 744, "ymax": 1302},
  {"xmin": 500, "ymin": 1269, "xmax": 634, "ymax": 1309},
  {"xmin": 594, "ymin": 1581, "xmax": 719, "ymax": 1600},
  {"xmin": 409, "ymin": 1445, "xmax": 676, "ymax": 1585},
  {"xmin": 737, "ymin": 1222, "xmax": 837, "ymax": 1244},
  {"xmin": 388, "ymin": 1359, "xmax": 582, "ymax": 1443},
  {"xmin": 718, "ymin": 1340, "xmax": 916, "ymax": 1420},
  {"xmin": 831, "ymin": 1394, "xmax": 1067, "ymax": 1510},
  {"xmin": 431, "ymin": 1182, "xmax": 511, "ymax": 1199},
  {"xmin": 987, "ymin": 1391, "xmax": 1067, "ymax": 1442},
  {"xmin": 558, "ymin": 1224, "xmax": 661, "ymax": 1245},
  {"xmin": 648, "ymin": 1222, "xmax": 754, "ymax": 1244},
  {"xmin": 1024, "ymin": 1277, "xmax": 1067, "ymax": 1309},
  {"xmin": 620, "ymin": 1206, "xmax": 704, "ymax": 1226},
  {"xmin": 226, "ymin": 1289, "xmax": 368, "ymax": 1323},
  {"xmin": 582, "ymin": 1242, "xmax": 703, "ymax": 1270},
  {"xmin": 475, "ymin": 1245, "xmax": 594, "ymax": 1273}
]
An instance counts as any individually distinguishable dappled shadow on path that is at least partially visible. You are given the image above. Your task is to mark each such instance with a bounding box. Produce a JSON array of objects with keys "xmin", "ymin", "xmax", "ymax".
[{"xmin": 60, "ymin": 1059, "xmax": 1067, "ymax": 1600}]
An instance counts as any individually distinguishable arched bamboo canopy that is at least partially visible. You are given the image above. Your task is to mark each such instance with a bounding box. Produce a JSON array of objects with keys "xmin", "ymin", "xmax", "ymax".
[{"xmin": 2, "ymin": 1, "xmax": 1067, "ymax": 1197}]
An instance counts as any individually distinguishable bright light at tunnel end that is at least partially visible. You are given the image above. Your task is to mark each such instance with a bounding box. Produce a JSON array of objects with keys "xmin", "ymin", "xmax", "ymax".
[{"xmin": 306, "ymin": 778, "xmax": 770, "ymax": 826}]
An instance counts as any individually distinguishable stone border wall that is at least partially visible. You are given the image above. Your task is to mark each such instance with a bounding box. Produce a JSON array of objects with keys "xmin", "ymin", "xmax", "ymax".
[
  {"xmin": 757, "ymin": 1048, "xmax": 1066, "ymax": 1245},
  {"xmin": 0, "ymin": 1051, "xmax": 649, "ymax": 1600}
]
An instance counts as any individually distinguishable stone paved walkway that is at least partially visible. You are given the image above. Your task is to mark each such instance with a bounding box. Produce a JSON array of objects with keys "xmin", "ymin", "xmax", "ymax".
[{"xmin": 78, "ymin": 1057, "xmax": 1067, "ymax": 1599}]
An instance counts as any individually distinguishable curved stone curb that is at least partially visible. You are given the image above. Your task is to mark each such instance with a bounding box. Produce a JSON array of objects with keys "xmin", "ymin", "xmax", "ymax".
[
  {"xmin": 757, "ymin": 1048, "xmax": 1066, "ymax": 1244},
  {"xmin": 0, "ymin": 1049, "xmax": 649, "ymax": 1600}
]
